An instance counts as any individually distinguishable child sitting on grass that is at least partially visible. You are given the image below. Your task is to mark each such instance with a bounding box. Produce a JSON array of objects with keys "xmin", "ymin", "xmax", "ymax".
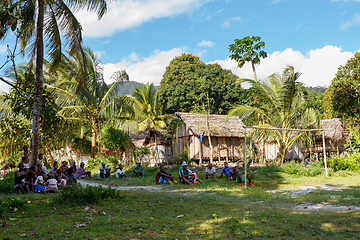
[
  {"xmin": 66, "ymin": 167, "xmax": 77, "ymax": 185},
  {"xmin": 34, "ymin": 171, "xmax": 53, "ymax": 193},
  {"xmin": 22, "ymin": 171, "xmax": 35, "ymax": 193}
]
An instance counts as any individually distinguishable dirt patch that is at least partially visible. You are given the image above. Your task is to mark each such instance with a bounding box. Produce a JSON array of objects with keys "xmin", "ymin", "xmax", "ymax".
[
  {"xmin": 270, "ymin": 185, "xmax": 348, "ymax": 197},
  {"xmin": 294, "ymin": 202, "xmax": 360, "ymax": 211}
]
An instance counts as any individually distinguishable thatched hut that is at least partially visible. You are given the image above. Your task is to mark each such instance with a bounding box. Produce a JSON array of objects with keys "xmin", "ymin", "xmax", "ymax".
[
  {"xmin": 173, "ymin": 112, "xmax": 248, "ymax": 164},
  {"xmin": 130, "ymin": 129, "xmax": 172, "ymax": 165},
  {"xmin": 302, "ymin": 118, "xmax": 352, "ymax": 157}
]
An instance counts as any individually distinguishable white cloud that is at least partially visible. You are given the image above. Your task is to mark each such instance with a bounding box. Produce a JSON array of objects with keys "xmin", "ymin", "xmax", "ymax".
[
  {"xmin": 197, "ymin": 40, "xmax": 214, "ymax": 47},
  {"xmin": 210, "ymin": 45, "xmax": 353, "ymax": 87},
  {"xmin": 101, "ymin": 47, "xmax": 187, "ymax": 86},
  {"xmin": 221, "ymin": 16, "xmax": 243, "ymax": 29},
  {"xmin": 76, "ymin": 0, "xmax": 209, "ymax": 38},
  {"xmin": 341, "ymin": 13, "xmax": 360, "ymax": 29}
]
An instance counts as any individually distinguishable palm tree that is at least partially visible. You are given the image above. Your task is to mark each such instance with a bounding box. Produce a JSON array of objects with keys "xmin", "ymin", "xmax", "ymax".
[
  {"xmin": 228, "ymin": 66, "xmax": 318, "ymax": 164},
  {"xmin": 131, "ymin": 83, "xmax": 168, "ymax": 131},
  {"xmin": 51, "ymin": 49, "xmax": 134, "ymax": 158},
  {"xmin": 0, "ymin": 0, "xmax": 107, "ymax": 165}
]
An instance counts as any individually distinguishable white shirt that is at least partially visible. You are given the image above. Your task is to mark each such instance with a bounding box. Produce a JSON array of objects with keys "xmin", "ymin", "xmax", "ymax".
[
  {"xmin": 34, "ymin": 176, "xmax": 44, "ymax": 186},
  {"xmin": 205, "ymin": 167, "xmax": 216, "ymax": 174},
  {"xmin": 116, "ymin": 169, "xmax": 125, "ymax": 178}
]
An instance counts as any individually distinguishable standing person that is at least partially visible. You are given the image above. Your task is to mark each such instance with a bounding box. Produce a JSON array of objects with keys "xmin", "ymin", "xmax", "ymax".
[
  {"xmin": 76, "ymin": 162, "xmax": 92, "ymax": 179},
  {"xmin": 116, "ymin": 164, "xmax": 126, "ymax": 179},
  {"xmin": 204, "ymin": 163, "xmax": 216, "ymax": 179},
  {"xmin": 99, "ymin": 162, "xmax": 111, "ymax": 179},
  {"xmin": 220, "ymin": 162, "xmax": 232, "ymax": 181},
  {"xmin": 14, "ymin": 163, "xmax": 26, "ymax": 193},
  {"xmin": 179, "ymin": 162, "xmax": 195, "ymax": 185},
  {"xmin": 155, "ymin": 165, "xmax": 175, "ymax": 184},
  {"xmin": 130, "ymin": 161, "xmax": 145, "ymax": 178}
]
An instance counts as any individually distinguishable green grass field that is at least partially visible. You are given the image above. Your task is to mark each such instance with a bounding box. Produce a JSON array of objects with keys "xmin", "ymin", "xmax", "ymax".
[{"xmin": 1, "ymin": 165, "xmax": 360, "ymax": 239}]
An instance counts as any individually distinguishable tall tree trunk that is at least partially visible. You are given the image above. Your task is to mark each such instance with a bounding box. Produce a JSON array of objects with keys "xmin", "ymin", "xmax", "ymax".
[
  {"xmin": 30, "ymin": 0, "xmax": 45, "ymax": 166},
  {"xmin": 206, "ymin": 91, "xmax": 214, "ymax": 163},
  {"xmin": 91, "ymin": 126, "xmax": 97, "ymax": 158},
  {"xmin": 251, "ymin": 57, "xmax": 265, "ymax": 164},
  {"xmin": 44, "ymin": 137, "xmax": 55, "ymax": 167}
]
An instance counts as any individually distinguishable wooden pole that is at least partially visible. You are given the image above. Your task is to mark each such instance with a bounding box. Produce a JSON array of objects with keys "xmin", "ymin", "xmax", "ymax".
[
  {"xmin": 244, "ymin": 131, "xmax": 247, "ymax": 190},
  {"xmin": 322, "ymin": 132, "xmax": 328, "ymax": 177}
]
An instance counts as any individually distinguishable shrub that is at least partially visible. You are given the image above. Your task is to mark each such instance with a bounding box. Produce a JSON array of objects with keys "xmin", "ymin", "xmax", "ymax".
[
  {"xmin": 328, "ymin": 153, "xmax": 360, "ymax": 172},
  {"xmin": 87, "ymin": 155, "xmax": 120, "ymax": 171},
  {"xmin": 0, "ymin": 170, "xmax": 15, "ymax": 193},
  {"xmin": 56, "ymin": 184, "xmax": 123, "ymax": 205},
  {"xmin": 280, "ymin": 161, "xmax": 323, "ymax": 176}
]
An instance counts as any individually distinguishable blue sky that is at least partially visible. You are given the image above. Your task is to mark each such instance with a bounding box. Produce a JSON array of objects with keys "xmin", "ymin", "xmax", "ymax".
[{"xmin": 1, "ymin": 0, "xmax": 360, "ymax": 91}]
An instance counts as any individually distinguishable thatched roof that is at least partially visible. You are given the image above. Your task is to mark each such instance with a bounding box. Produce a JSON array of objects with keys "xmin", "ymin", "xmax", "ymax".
[
  {"xmin": 143, "ymin": 129, "xmax": 170, "ymax": 146},
  {"xmin": 174, "ymin": 112, "xmax": 247, "ymax": 137},
  {"xmin": 130, "ymin": 131, "xmax": 147, "ymax": 148},
  {"xmin": 320, "ymin": 118, "xmax": 352, "ymax": 142},
  {"xmin": 130, "ymin": 129, "xmax": 170, "ymax": 148}
]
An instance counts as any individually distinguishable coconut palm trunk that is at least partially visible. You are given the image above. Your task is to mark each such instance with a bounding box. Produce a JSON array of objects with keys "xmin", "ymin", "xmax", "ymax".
[{"xmin": 30, "ymin": 0, "xmax": 45, "ymax": 166}]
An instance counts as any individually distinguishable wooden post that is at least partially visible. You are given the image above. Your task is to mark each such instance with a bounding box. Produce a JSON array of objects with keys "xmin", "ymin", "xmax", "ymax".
[
  {"xmin": 322, "ymin": 132, "xmax": 328, "ymax": 177},
  {"xmin": 244, "ymin": 131, "xmax": 247, "ymax": 190}
]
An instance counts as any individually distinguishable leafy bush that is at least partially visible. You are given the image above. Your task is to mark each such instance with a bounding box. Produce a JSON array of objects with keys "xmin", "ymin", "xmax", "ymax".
[
  {"xmin": 280, "ymin": 161, "xmax": 323, "ymax": 176},
  {"xmin": 0, "ymin": 170, "xmax": 15, "ymax": 193},
  {"xmin": 328, "ymin": 153, "xmax": 360, "ymax": 172},
  {"xmin": 87, "ymin": 155, "xmax": 120, "ymax": 171},
  {"xmin": 56, "ymin": 184, "xmax": 123, "ymax": 205}
]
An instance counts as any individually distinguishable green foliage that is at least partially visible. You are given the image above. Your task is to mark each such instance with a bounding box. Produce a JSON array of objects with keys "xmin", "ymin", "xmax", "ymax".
[
  {"xmin": 0, "ymin": 198, "xmax": 26, "ymax": 216},
  {"xmin": 173, "ymin": 148, "xmax": 194, "ymax": 165},
  {"xmin": 0, "ymin": 117, "xmax": 30, "ymax": 161},
  {"xmin": 87, "ymin": 155, "xmax": 120, "ymax": 171},
  {"xmin": 330, "ymin": 52, "xmax": 360, "ymax": 125},
  {"xmin": 280, "ymin": 161, "xmax": 323, "ymax": 176},
  {"xmin": 0, "ymin": 171, "xmax": 15, "ymax": 193},
  {"xmin": 157, "ymin": 54, "xmax": 242, "ymax": 114},
  {"xmin": 328, "ymin": 153, "xmax": 360, "ymax": 172},
  {"xmin": 71, "ymin": 137, "xmax": 92, "ymax": 155},
  {"xmin": 117, "ymin": 81, "xmax": 151, "ymax": 96},
  {"xmin": 348, "ymin": 128, "xmax": 360, "ymax": 152},
  {"xmin": 305, "ymin": 86, "xmax": 327, "ymax": 94},
  {"xmin": 133, "ymin": 147, "xmax": 150, "ymax": 157},
  {"xmin": 229, "ymin": 36, "xmax": 267, "ymax": 68},
  {"xmin": 56, "ymin": 184, "xmax": 123, "ymax": 205},
  {"xmin": 4, "ymin": 71, "xmax": 62, "ymax": 140},
  {"xmin": 100, "ymin": 126, "xmax": 132, "ymax": 152}
]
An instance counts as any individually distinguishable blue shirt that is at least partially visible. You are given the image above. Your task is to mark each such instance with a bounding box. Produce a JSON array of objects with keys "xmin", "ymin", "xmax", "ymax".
[{"xmin": 222, "ymin": 167, "xmax": 231, "ymax": 178}]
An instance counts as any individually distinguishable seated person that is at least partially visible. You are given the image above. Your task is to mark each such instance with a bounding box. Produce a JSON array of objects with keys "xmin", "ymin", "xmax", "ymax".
[
  {"xmin": 179, "ymin": 162, "xmax": 195, "ymax": 185},
  {"xmin": 14, "ymin": 163, "xmax": 26, "ymax": 193},
  {"xmin": 204, "ymin": 163, "xmax": 216, "ymax": 179},
  {"xmin": 49, "ymin": 162, "xmax": 59, "ymax": 177},
  {"xmin": 228, "ymin": 165, "xmax": 254, "ymax": 186},
  {"xmin": 192, "ymin": 170, "xmax": 202, "ymax": 184},
  {"xmin": 116, "ymin": 164, "xmax": 126, "ymax": 179},
  {"xmin": 35, "ymin": 164, "xmax": 43, "ymax": 176},
  {"xmin": 46, "ymin": 175, "xmax": 60, "ymax": 193},
  {"xmin": 59, "ymin": 161, "xmax": 68, "ymax": 175},
  {"xmin": 37, "ymin": 153, "xmax": 44, "ymax": 166},
  {"xmin": 76, "ymin": 162, "xmax": 92, "ymax": 179},
  {"xmin": 22, "ymin": 171, "xmax": 35, "ymax": 193},
  {"xmin": 130, "ymin": 161, "xmax": 145, "ymax": 178},
  {"xmin": 99, "ymin": 162, "xmax": 111, "ymax": 179},
  {"xmin": 22, "ymin": 145, "xmax": 30, "ymax": 171},
  {"xmin": 66, "ymin": 167, "xmax": 77, "ymax": 185},
  {"xmin": 34, "ymin": 171, "xmax": 53, "ymax": 193},
  {"xmin": 55, "ymin": 169, "xmax": 67, "ymax": 187},
  {"xmin": 220, "ymin": 162, "xmax": 232, "ymax": 181},
  {"xmin": 155, "ymin": 165, "xmax": 175, "ymax": 184}
]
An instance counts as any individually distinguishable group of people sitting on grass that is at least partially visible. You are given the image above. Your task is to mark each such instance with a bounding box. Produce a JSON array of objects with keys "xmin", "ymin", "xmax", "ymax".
[
  {"xmin": 14, "ymin": 153, "xmax": 92, "ymax": 193},
  {"xmin": 175, "ymin": 161, "xmax": 254, "ymax": 186}
]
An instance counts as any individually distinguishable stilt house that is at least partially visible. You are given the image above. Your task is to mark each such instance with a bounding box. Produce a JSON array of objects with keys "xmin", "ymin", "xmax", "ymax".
[{"xmin": 173, "ymin": 112, "xmax": 247, "ymax": 164}]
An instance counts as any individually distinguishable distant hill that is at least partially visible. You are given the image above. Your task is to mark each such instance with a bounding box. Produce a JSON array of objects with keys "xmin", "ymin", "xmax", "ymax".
[
  {"xmin": 118, "ymin": 81, "xmax": 143, "ymax": 96},
  {"xmin": 305, "ymin": 86, "xmax": 327, "ymax": 94}
]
